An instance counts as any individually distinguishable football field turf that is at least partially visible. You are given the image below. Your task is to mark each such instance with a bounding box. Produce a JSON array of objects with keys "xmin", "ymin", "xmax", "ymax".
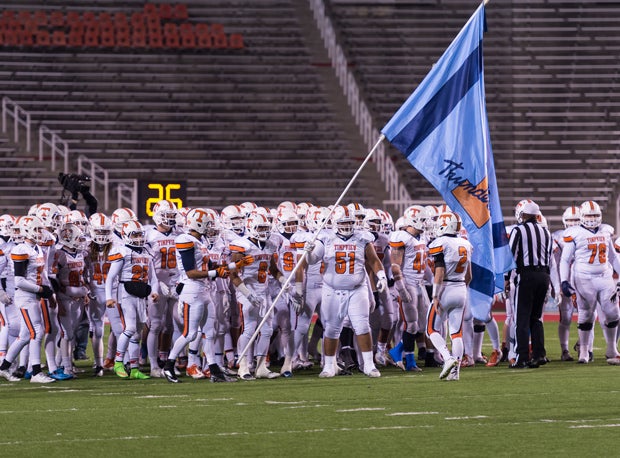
[{"xmin": 0, "ymin": 321, "xmax": 617, "ymax": 458}]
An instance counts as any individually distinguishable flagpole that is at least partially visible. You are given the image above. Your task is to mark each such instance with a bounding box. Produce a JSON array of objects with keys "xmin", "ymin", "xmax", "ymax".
[{"xmin": 237, "ymin": 134, "xmax": 386, "ymax": 363}]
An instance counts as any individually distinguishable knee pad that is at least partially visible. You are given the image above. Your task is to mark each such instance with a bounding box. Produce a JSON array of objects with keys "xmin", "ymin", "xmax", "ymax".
[
  {"xmin": 606, "ymin": 320, "xmax": 619, "ymax": 329},
  {"xmin": 474, "ymin": 324, "xmax": 486, "ymax": 333},
  {"xmin": 577, "ymin": 322, "xmax": 593, "ymax": 331}
]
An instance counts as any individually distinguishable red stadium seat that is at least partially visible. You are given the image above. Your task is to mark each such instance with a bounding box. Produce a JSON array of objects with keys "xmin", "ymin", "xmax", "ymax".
[
  {"xmin": 159, "ymin": 3, "xmax": 173, "ymax": 19},
  {"xmin": 173, "ymin": 4, "xmax": 188, "ymax": 20},
  {"xmin": 52, "ymin": 30, "xmax": 67, "ymax": 46},
  {"xmin": 195, "ymin": 23, "xmax": 209, "ymax": 36},
  {"xmin": 35, "ymin": 30, "xmax": 50, "ymax": 46},
  {"xmin": 84, "ymin": 29, "xmax": 99, "ymax": 46},
  {"xmin": 68, "ymin": 29, "xmax": 83, "ymax": 46},
  {"xmin": 99, "ymin": 12, "xmax": 112, "ymax": 23},
  {"xmin": 114, "ymin": 12, "xmax": 128, "ymax": 26},
  {"xmin": 116, "ymin": 28, "xmax": 130, "ymax": 47},
  {"xmin": 146, "ymin": 13, "xmax": 159, "ymax": 28},
  {"xmin": 180, "ymin": 23, "xmax": 193, "ymax": 35},
  {"xmin": 150, "ymin": 33, "xmax": 163, "ymax": 48},
  {"xmin": 17, "ymin": 11, "xmax": 31, "ymax": 22},
  {"xmin": 144, "ymin": 3, "xmax": 158, "ymax": 16},
  {"xmin": 33, "ymin": 10, "xmax": 47, "ymax": 26},
  {"xmin": 2, "ymin": 11, "xmax": 15, "ymax": 21},
  {"xmin": 197, "ymin": 33, "xmax": 211, "ymax": 49},
  {"xmin": 50, "ymin": 11, "xmax": 65, "ymax": 27},
  {"xmin": 2, "ymin": 29, "xmax": 19, "ymax": 46},
  {"xmin": 82, "ymin": 11, "xmax": 96, "ymax": 24},
  {"xmin": 180, "ymin": 31, "xmax": 195, "ymax": 48},
  {"xmin": 211, "ymin": 23, "xmax": 224, "ymax": 35},
  {"xmin": 66, "ymin": 11, "xmax": 80, "ymax": 26},
  {"xmin": 101, "ymin": 30, "xmax": 115, "ymax": 47},
  {"xmin": 213, "ymin": 33, "xmax": 228, "ymax": 49},
  {"xmin": 130, "ymin": 12, "xmax": 145, "ymax": 27},
  {"xmin": 132, "ymin": 30, "xmax": 146, "ymax": 48},
  {"xmin": 20, "ymin": 30, "xmax": 34, "ymax": 46},
  {"xmin": 229, "ymin": 33, "xmax": 244, "ymax": 49}
]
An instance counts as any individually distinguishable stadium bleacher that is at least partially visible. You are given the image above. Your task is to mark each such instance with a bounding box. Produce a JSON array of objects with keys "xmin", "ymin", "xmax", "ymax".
[{"xmin": 0, "ymin": 0, "xmax": 618, "ymax": 228}]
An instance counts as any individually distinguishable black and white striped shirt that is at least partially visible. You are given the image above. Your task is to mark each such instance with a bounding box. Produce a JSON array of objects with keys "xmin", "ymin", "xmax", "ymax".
[{"xmin": 509, "ymin": 221, "xmax": 552, "ymax": 272}]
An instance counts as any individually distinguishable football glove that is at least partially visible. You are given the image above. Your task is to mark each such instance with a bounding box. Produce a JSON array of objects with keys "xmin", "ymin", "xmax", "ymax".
[
  {"xmin": 560, "ymin": 281, "xmax": 575, "ymax": 298},
  {"xmin": 610, "ymin": 282, "xmax": 620, "ymax": 303},
  {"xmin": 395, "ymin": 279, "xmax": 412, "ymax": 303}
]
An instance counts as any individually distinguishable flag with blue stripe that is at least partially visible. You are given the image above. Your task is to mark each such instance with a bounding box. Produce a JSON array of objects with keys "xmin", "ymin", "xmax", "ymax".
[{"xmin": 381, "ymin": 3, "xmax": 515, "ymax": 320}]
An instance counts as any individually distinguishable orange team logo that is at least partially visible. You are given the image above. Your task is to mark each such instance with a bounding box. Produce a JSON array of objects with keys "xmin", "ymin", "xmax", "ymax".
[{"xmin": 438, "ymin": 159, "xmax": 490, "ymax": 228}]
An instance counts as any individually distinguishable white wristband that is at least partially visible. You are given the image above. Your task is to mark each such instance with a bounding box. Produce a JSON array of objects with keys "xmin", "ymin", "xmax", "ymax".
[
  {"xmin": 208, "ymin": 270, "xmax": 218, "ymax": 278},
  {"xmin": 228, "ymin": 262, "xmax": 237, "ymax": 270},
  {"xmin": 235, "ymin": 282, "xmax": 251, "ymax": 298},
  {"xmin": 376, "ymin": 270, "xmax": 387, "ymax": 281}
]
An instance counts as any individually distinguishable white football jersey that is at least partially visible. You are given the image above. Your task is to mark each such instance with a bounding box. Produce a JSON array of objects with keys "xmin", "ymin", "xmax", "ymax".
[
  {"xmin": 11, "ymin": 241, "xmax": 46, "ymax": 293},
  {"xmin": 52, "ymin": 248, "xmax": 87, "ymax": 294},
  {"xmin": 229, "ymin": 235, "xmax": 279, "ymax": 294},
  {"xmin": 428, "ymin": 235, "xmax": 472, "ymax": 283},
  {"xmin": 561, "ymin": 225, "xmax": 618, "ymax": 278},
  {"xmin": 175, "ymin": 232, "xmax": 212, "ymax": 290},
  {"xmin": 145, "ymin": 226, "xmax": 181, "ymax": 285},
  {"xmin": 314, "ymin": 230, "xmax": 374, "ymax": 290},
  {"xmin": 389, "ymin": 229, "xmax": 427, "ymax": 284}
]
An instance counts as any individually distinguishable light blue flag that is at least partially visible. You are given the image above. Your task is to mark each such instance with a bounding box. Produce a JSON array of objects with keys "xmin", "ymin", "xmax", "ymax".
[{"xmin": 381, "ymin": 3, "xmax": 515, "ymax": 320}]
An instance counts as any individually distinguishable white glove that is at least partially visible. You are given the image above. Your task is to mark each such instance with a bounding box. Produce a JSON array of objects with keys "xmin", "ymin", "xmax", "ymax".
[
  {"xmin": 0, "ymin": 290, "xmax": 11, "ymax": 305},
  {"xmin": 160, "ymin": 282, "xmax": 170, "ymax": 298},
  {"xmin": 304, "ymin": 240, "xmax": 315, "ymax": 254},
  {"xmin": 247, "ymin": 293, "xmax": 263, "ymax": 308},
  {"xmin": 291, "ymin": 292, "xmax": 304, "ymax": 314},
  {"xmin": 376, "ymin": 270, "xmax": 388, "ymax": 293},
  {"xmin": 395, "ymin": 279, "xmax": 412, "ymax": 303}
]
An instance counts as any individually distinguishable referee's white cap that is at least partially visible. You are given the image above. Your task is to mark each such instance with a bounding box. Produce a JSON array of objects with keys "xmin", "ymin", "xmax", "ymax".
[{"xmin": 521, "ymin": 201, "xmax": 541, "ymax": 216}]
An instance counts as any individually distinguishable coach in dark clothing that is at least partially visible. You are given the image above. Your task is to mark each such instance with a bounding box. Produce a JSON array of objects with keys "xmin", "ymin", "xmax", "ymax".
[{"xmin": 508, "ymin": 201, "xmax": 552, "ymax": 368}]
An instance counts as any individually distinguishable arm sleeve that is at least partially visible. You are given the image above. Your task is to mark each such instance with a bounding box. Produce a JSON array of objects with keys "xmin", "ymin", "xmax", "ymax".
[
  {"xmin": 14, "ymin": 261, "xmax": 41, "ymax": 293},
  {"xmin": 105, "ymin": 260, "xmax": 123, "ymax": 301},
  {"xmin": 179, "ymin": 247, "xmax": 197, "ymax": 272},
  {"xmin": 559, "ymin": 242, "xmax": 575, "ymax": 282}
]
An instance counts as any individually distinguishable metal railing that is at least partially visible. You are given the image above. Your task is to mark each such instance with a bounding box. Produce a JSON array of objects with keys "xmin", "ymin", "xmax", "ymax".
[
  {"xmin": 309, "ymin": 0, "xmax": 413, "ymax": 215},
  {"xmin": 117, "ymin": 180, "xmax": 138, "ymax": 215},
  {"xmin": 2, "ymin": 96, "xmax": 31, "ymax": 152},
  {"xmin": 39, "ymin": 125, "xmax": 69, "ymax": 174},
  {"xmin": 77, "ymin": 155, "xmax": 110, "ymax": 211}
]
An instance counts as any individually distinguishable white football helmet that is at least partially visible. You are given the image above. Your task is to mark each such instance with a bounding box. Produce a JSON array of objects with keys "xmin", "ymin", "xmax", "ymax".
[
  {"xmin": 111, "ymin": 207, "xmax": 137, "ymax": 233},
  {"xmin": 307, "ymin": 206, "xmax": 330, "ymax": 232},
  {"xmin": 537, "ymin": 214, "xmax": 548, "ymax": 229},
  {"xmin": 221, "ymin": 205, "xmax": 245, "ymax": 235},
  {"xmin": 403, "ymin": 204, "xmax": 427, "ymax": 231},
  {"xmin": 11, "ymin": 216, "xmax": 27, "ymax": 243},
  {"xmin": 21, "ymin": 215, "xmax": 46, "ymax": 243},
  {"xmin": 35, "ymin": 202, "xmax": 64, "ymax": 230},
  {"xmin": 579, "ymin": 200, "xmax": 602, "ymax": 229},
  {"xmin": 277, "ymin": 201, "xmax": 297, "ymax": 216},
  {"xmin": 203, "ymin": 209, "xmax": 222, "ymax": 245},
  {"xmin": 58, "ymin": 224, "xmax": 85, "ymax": 251},
  {"xmin": 250, "ymin": 206, "xmax": 274, "ymax": 225},
  {"xmin": 65, "ymin": 210, "xmax": 89, "ymax": 234},
  {"xmin": 363, "ymin": 208, "xmax": 383, "ymax": 232},
  {"xmin": 332, "ymin": 205, "xmax": 356, "ymax": 237},
  {"xmin": 435, "ymin": 212, "xmax": 461, "ymax": 237},
  {"xmin": 152, "ymin": 200, "xmax": 178, "ymax": 228},
  {"xmin": 27, "ymin": 204, "xmax": 39, "ymax": 216},
  {"xmin": 0, "ymin": 214, "xmax": 15, "ymax": 238},
  {"xmin": 562, "ymin": 205, "xmax": 580, "ymax": 229},
  {"xmin": 89, "ymin": 213, "xmax": 113, "ymax": 245},
  {"xmin": 378, "ymin": 209, "xmax": 393, "ymax": 234},
  {"xmin": 246, "ymin": 213, "xmax": 272, "ymax": 241},
  {"xmin": 239, "ymin": 201, "xmax": 258, "ymax": 217},
  {"xmin": 296, "ymin": 202, "xmax": 311, "ymax": 227},
  {"xmin": 185, "ymin": 208, "xmax": 216, "ymax": 235},
  {"xmin": 121, "ymin": 220, "xmax": 145, "ymax": 247},
  {"xmin": 276, "ymin": 209, "xmax": 299, "ymax": 234},
  {"xmin": 347, "ymin": 203, "xmax": 366, "ymax": 228},
  {"xmin": 394, "ymin": 216, "xmax": 408, "ymax": 231}
]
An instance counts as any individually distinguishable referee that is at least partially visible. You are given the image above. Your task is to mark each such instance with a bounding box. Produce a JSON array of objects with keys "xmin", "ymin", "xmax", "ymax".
[{"xmin": 508, "ymin": 201, "xmax": 552, "ymax": 368}]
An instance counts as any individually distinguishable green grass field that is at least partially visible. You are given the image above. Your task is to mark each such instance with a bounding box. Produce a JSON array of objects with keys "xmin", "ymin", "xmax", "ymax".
[{"xmin": 0, "ymin": 322, "xmax": 618, "ymax": 458}]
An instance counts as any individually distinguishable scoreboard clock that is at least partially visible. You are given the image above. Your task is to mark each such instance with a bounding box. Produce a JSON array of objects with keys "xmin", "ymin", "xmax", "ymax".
[{"xmin": 137, "ymin": 180, "xmax": 187, "ymax": 220}]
